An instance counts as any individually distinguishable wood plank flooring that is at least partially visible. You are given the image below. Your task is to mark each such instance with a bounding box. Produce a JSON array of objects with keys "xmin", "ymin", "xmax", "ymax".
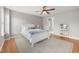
[
  {"xmin": 50, "ymin": 34, "xmax": 79, "ymax": 53},
  {"xmin": 1, "ymin": 38, "xmax": 17, "ymax": 53},
  {"xmin": 1, "ymin": 34, "xmax": 79, "ymax": 53}
]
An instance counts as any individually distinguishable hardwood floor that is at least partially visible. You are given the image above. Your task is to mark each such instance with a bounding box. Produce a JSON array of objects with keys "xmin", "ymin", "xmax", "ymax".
[
  {"xmin": 1, "ymin": 34, "xmax": 79, "ymax": 53},
  {"xmin": 50, "ymin": 34, "xmax": 79, "ymax": 53},
  {"xmin": 1, "ymin": 38, "xmax": 17, "ymax": 53}
]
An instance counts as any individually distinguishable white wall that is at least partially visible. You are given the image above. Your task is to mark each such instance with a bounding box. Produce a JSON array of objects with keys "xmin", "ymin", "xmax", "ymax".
[
  {"xmin": 0, "ymin": 7, "xmax": 43, "ymax": 36},
  {"xmin": 54, "ymin": 9, "xmax": 79, "ymax": 38},
  {"xmin": 43, "ymin": 9, "xmax": 79, "ymax": 38},
  {"xmin": 11, "ymin": 11, "xmax": 43, "ymax": 35}
]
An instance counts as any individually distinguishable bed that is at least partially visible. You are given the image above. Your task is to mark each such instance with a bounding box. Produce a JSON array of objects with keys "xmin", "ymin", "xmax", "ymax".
[{"xmin": 21, "ymin": 24, "xmax": 49, "ymax": 47}]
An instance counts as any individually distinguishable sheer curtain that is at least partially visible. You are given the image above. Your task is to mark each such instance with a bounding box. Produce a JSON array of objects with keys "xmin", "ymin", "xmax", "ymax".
[{"xmin": 1, "ymin": 7, "xmax": 11, "ymax": 39}]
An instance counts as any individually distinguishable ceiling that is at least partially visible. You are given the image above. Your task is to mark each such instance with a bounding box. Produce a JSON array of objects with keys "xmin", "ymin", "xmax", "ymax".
[{"xmin": 6, "ymin": 6, "xmax": 79, "ymax": 17}]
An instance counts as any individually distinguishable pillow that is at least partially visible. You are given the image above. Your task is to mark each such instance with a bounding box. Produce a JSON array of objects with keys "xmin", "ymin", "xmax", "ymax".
[{"xmin": 28, "ymin": 27, "xmax": 36, "ymax": 29}]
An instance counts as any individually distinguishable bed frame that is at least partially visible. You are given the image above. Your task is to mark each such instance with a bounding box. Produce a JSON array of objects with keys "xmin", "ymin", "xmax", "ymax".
[{"xmin": 21, "ymin": 24, "xmax": 49, "ymax": 47}]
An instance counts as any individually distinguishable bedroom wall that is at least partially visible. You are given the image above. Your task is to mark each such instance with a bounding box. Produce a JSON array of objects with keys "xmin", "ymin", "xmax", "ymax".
[
  {"xmin": 43, "ymin": 8, "xmax": 79, "ymax": 39},
  {"xmin": 11, "ymin": 10, "xmax": 43, "ymax": 35},
  {"xmin": 54, "ymin": 9, "xmax": 79, "ymax": 38}
]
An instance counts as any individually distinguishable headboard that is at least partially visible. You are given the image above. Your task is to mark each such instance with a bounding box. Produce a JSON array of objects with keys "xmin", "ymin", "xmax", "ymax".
[{"xmin": 21, "ymin": 24, "xmax": 36, "ymax": 32}]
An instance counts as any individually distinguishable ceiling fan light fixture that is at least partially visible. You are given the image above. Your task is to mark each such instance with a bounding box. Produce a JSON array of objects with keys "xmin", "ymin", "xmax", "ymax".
[
  {"xmin": 35, "ymin": 6, "xmax": 55, "ymax": 15},
  {"xmin": 43, "ymin": 11, "xmax": 46, "ymax": 14}
]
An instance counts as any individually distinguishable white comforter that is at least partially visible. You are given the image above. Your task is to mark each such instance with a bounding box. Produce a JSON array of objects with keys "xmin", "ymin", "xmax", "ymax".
[{"xmin": 21, "ymin": 29, "xmax": 49, "ymax": 47}]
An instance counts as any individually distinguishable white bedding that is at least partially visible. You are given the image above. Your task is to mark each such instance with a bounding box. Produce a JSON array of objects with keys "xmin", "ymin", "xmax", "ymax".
[{"xmin": 21, "ymin": 29, "xmax": 49, "ymax": 47}]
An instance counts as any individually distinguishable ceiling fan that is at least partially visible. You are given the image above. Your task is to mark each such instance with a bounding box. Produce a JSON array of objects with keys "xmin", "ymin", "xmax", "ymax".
[{"xmin": 37, "ymin": 6, "xmax": 55, "ymax": 15}]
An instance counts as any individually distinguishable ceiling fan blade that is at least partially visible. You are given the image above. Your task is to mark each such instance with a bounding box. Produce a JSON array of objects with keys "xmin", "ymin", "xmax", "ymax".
[
  {"xmin": 43, "ymin": 6, "xmax": 47, "ymax": 10},
  {"xmin": 47, "ymin": 8, "xmax": 55, "ymax": 11},
  {"xmin": 46, "ymin": 11, "xmax": 50, "ymax": 14}
]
